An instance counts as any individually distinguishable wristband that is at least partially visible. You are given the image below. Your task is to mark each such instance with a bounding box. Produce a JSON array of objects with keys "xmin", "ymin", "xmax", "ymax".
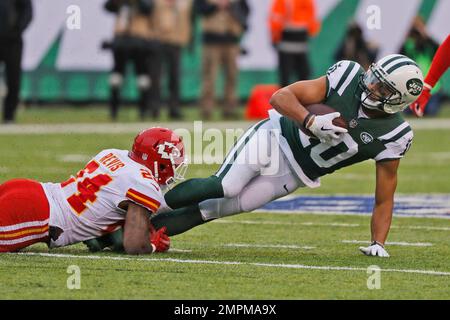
[
  {"xmin": 423, "ymin": 82, "xmax": 433, "ymax": 91},
  {"xmin": 302, "ymin": 113, "xmax": 314, "ymax": 129}
]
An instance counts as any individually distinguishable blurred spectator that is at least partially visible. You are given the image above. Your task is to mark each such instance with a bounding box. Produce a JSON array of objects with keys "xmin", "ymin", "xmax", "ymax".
[
  {"xmin": 335, "ymin": 21, "xmax": 378, "ymax": 70},
  {"xmin": 198, "ymin": 0, "xmax": 250, "ymax": 120},
  {"xmin": 0, "ymin": 0, "xmax": 32, "ymax": 124},
  {"xmin": 401, "ymin": 16, "xmax": 441, "ymax": 116},
  {"xmin": 269, "ymin": 0, "xmax": 320, "ymax": 87},
  {"xmin": 104, "ymin": 0, "xmax": 157, "ymax": 121},
  {"xmin": 150, "ymin": 0, "xmax": 195, "ymax": 120}
]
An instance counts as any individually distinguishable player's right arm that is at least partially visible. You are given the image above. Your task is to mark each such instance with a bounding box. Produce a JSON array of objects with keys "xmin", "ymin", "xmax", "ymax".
[
  {"xmin": 269, "ymin": 76, "xmax": 326, "ymax": 124},
  {"xmin": 410, "ymin": 35, "xmax": 450, "ymax": 117},
  {"xmin": 123, "ymin": 202, "xmax": 154, "ymax": 255},
  {"xmin": 269, "ymin": 75, "xmax": 347, "ymax": 144}
]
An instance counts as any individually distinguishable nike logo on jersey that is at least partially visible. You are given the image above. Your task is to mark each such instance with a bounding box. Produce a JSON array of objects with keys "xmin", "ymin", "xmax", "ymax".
[{"xmin": 283, "ymin": 184, "xmax": 289, "ymax": 193}]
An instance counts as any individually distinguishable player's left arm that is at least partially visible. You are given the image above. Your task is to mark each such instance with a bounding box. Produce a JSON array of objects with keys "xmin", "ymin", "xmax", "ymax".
[
  {"xmin": 372, "ymin": 159, "xmax": 399, "ymax": 244},
  {"xmin": 360, "ymin": 159, "xmax": 399, "ymax": 257},
  {"xmin": 123, "ymin": 202, "xmax": 154, "ymax": 255}
]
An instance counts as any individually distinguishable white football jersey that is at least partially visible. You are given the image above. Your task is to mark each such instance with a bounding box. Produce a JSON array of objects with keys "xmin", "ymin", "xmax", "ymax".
[{"xmin": 42, "ymin": 149, "xmax": 166, "ymax": 248}]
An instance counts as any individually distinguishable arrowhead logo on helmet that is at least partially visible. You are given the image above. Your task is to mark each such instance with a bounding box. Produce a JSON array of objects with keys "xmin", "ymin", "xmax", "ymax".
[
  {"xmin": 129, "ymin": 127, "xmax": 188, "ymax": 186},
  {"xmin": 157, "ymin": 142, "xmax": 182, "ymax": 160}
]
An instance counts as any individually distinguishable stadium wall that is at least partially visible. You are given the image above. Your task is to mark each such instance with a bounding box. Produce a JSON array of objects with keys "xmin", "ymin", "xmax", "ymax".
[{"xmin": 15, "ymin": 0, "xmax": 450, "ymax": 103}]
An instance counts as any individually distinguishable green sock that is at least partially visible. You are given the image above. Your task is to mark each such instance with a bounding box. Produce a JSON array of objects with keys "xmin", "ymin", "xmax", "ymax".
[
  {"xmin": 83, "ymin": 228, "xmax": 124, "ymax": 253},
  {"xmin": 165, "ymin": 175, "xmax": 224, "ymax": 209},
  {"xmin": 108, "ymin": 228, "xmax": 125, "ymax": 252},
  {"xmin": 150, "ymin": 204, "xmax": 207, "ymax": 236}
]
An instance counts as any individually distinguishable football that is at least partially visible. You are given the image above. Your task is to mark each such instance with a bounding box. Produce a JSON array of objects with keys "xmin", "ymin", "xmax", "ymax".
[{"xmin": 300, "ymin": 103, "xmax": 348, "ymax": 137}]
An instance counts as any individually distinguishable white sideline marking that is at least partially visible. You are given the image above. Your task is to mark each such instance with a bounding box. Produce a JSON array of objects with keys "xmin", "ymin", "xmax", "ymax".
[
  {"xmin": 58, "ymin": 153, "xmax": 222, "ymax": 165},
  {"xmin": 58, "ymin": 154, "xmax": 91, "ymax": 163},
  {"xmin": 223, "ymin": 243, "xmax": 315, "ymax": 250},
  {"xmin": 214, "ymin": 220, "xmax": 360, "ymax": 227},
  {"xmin": 214, "ymin": 219, "xmax": 450, "ymax": 231},
  {"xmin": 342, "ymin": 240, "xmax": 433, "ymax": 247},
  {"xmin": 0, "ymin": 122, "xmax": 254, "ymax": 135},
  {"xmin": 0, "ymin": 119, "xmax": 449, "ymax": 135},
  {"xmin": 13, "ymin": 252, "xmax": 450, "ymax": 276}
]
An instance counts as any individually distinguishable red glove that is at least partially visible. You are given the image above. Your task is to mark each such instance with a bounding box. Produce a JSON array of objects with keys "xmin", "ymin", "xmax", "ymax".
[
  {"xmin": 409, "ymin": 85, "xmax": 432, "ymax": 117},
  {"xmin": 150, "ymin": 226, "xmax": 170, "ymax": 253}
]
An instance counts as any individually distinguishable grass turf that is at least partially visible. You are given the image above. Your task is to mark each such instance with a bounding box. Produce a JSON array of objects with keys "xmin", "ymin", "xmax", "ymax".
[{"xmin": 0, "ymin": 114, "xmax": 449, "ymax": 299}]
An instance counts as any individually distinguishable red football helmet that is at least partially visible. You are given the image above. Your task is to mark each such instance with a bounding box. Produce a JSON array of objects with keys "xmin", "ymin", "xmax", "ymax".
[{"xmin": 129, "ymin": 127, "xmax": 187, "ymax": 186}]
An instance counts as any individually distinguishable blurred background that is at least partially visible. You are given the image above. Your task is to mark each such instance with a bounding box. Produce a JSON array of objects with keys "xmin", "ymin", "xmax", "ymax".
[{"xmin": 1, "ymin": 0, "xmax": 449, "ymax": 123}]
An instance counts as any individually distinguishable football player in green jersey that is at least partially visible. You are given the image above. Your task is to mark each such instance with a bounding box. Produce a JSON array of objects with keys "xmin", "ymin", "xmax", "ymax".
[{"xmin": 86, "ymin": 54, "xmax": 423, "ymax": 257}]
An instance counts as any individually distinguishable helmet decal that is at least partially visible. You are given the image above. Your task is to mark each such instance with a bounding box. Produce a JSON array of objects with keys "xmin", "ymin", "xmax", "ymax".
[
  {"xmin": 157, "ymin": 142, "xmax": 181, "ymax": 160},
  {"xmin": 406, "ymin": 78, "xmax": 423, "ymax": 96},
  {"xmin": 358, "ymin": 54, "xmax": 424, "ymax": 114},
  {"xmin": 129, "ymin": 127, "xmax": 187, "ymax": 186}
]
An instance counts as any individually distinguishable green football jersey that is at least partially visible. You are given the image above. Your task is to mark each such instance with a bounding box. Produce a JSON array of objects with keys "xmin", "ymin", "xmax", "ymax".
[{"xmin": 277, "ymin": 60, "xmax": 413, "ymax": 181}]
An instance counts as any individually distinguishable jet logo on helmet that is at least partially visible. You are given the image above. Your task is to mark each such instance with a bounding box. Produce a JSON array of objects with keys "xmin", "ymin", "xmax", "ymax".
[{"xmin": 406, "ymin": 78, "xmax": 423, "ymax": 96}]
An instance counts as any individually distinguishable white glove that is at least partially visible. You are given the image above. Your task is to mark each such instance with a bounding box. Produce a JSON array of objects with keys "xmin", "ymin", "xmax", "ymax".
[
  {"xmin": 306, "ymin": 112, "xmax": 348, "ymax": 144},
  {"xmin": 359, "ymin": 241, "xmax": 390, "ymax": 257}
]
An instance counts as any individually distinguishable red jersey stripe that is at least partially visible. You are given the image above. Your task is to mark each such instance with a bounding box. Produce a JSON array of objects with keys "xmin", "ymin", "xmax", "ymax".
[
  {"xmin": 126, "ymin": 190, "xmax": 160, "ymax": 212},
  {"xmin": 127, "ymin": 188, "xmax": 161, "ymax": 207}
]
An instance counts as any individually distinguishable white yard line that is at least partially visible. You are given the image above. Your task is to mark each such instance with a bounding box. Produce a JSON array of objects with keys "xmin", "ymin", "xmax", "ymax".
[
  {"xmin": 12, "ymin": 252, "xmax": 450, "ymax": 276},
  {"xmin": 398, "ymin": 225, "xmax": 450, "ymax": 231},
  {"xmin": 342, "ymin": 240, "xmax": 433, "ymax": 247},
  {"xmin": 213, "ymin": 220, "xmax": 360, "ymax": 227},
  {"xmin": 223, "ymin": 243, "xmax": 315, "ymax": 250},
  {"xmin": 168, "ymin": 248, "xmax": 192, "ymax": 253}
]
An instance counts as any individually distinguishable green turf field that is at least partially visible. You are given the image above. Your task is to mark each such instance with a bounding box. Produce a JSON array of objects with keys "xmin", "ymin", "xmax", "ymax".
[{"xmin": 0, "ymin": 109, "xmax": 449, "ymax": 299}]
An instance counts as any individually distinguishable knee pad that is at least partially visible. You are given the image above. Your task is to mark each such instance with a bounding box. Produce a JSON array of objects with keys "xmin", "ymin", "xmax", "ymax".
[
  {"xmin": 109, "ymin": 73, "xmax": 123, "ymax": 88},
  {"xmin": 137, "ymin": 75, "xmax": 151, "ymax": 90}
]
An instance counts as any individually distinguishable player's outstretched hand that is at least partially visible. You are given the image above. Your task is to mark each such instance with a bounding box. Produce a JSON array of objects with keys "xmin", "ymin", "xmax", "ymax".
[
  {"xmin": 150, "ymin": 226, "xmax": 170, "ymax": 253},
  {"xmin": 306, "ymin": 112, "xmax": 348, "ymax": 144},
  {"xmin": 409, "ymin": 86, "xmax": 431, "ymax": 117},
  {"xmin": 359, "ymin": 241, "xmax": 390, "ymax": 257}
]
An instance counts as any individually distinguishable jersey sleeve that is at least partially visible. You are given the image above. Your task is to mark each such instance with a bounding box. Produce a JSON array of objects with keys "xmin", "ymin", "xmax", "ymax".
[
  {"xmin": 425, "ymin": 35, "xmax": 450, "ymax": 87},
  {"xmin": 125, "ymin": 174, "xmax": 163, "ymax": 214},
  {"xmin": 326, "ymin": 60, "xmax": 363, "ymax": 97},
  {"xmin": 374, "ymin": 124, "xmax": 414, "ymax": 162}
]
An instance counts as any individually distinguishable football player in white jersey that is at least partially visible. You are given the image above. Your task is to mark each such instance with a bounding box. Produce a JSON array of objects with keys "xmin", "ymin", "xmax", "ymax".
[
  {"xmin": 0, "ymin": 127, "xmax": 187, "ymax": 254},
  {"xmin": 143, "ymin": 54, "xmax": 423, "ymax": 258}
]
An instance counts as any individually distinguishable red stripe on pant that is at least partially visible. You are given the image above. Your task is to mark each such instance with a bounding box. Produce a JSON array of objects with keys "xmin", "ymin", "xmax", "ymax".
[{"xmin": 0, "ymin": 179, "xmax": 50, "ymax": 252}]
